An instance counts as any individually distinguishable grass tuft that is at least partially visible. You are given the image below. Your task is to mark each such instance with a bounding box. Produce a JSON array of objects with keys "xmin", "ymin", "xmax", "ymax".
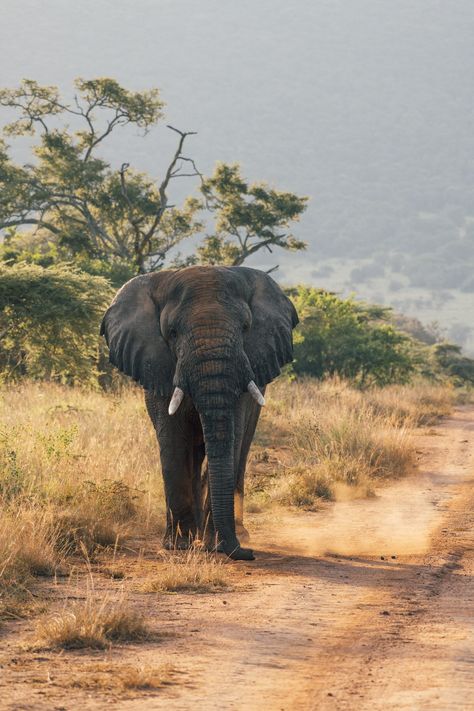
[
  {"xmin": 63, "ymin": 661, "xmax": 175, "ymax": 692},
  {"xmin": 119, "ymin": 663, "xmax": 175, "ymax": 690},
  {"xmin": 34, "ymin": 593, "xmax": 149, "ymax": 650},
  {"xmin": 142, "ymin": 547, "xmax": 231, "ymax": 593}
]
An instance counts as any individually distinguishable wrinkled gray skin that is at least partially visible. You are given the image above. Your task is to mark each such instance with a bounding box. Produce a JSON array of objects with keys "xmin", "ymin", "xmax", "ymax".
[{"xmin": 101, "ymin": 266, "xmax": 298, "ymax": 561}]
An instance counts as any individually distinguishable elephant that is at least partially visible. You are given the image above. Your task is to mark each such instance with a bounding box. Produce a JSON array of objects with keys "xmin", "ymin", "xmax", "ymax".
[{"xmin": 100, "ymin": 265, "xmax": 298, "ymax": 561}]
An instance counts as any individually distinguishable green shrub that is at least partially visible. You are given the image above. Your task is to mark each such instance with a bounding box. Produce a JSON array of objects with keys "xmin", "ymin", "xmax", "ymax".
[
  {"xmin": 290, "ymin": 287, "xmax": 415, "ymax": 385},
  {"xmin": 0, "ymin": 263, "xmax": 113, "ymax": 384}
]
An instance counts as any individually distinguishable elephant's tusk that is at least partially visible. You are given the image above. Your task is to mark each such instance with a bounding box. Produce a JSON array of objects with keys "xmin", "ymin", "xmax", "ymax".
[
  {"xmin": 247, "ymin": 381, "xmax": 265, "ymax": 407},
  {"xmin": 168, "ymin": 387, "xmax": 185, "ymax": 415}
]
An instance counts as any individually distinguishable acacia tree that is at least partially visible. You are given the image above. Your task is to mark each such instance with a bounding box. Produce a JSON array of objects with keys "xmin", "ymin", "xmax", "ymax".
[
  {"xmin": 0, "ymin": 78, "xmax": 202, "ymax": 278},
  {"xmin": 196, "ymin": 162, "xmax": 308, "ymax": 269}
]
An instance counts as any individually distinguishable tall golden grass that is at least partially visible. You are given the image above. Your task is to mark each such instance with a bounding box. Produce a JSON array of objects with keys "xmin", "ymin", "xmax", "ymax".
[
  {"xmin": 0, "ymin": 377, "xmax": 456, "ymax": 602},
  {"xmin": 250, "ymin": 378, "xmax": 455, "ymax": 508},
  {"xmin": 0, "ymin": 382, "xmax": 163, "ymax": 614}
]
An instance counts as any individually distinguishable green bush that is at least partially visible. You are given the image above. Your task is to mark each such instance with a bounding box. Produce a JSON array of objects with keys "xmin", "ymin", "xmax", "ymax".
[
  {"xmin": 290, "ymin": 287, "xmax": 415, "ymax": 386},
  {"xmin": 0, "ymin": 263, "xmax": 113, "ymax": 384},
  {"xmin": 431, "ymin": 343, "xmax": 474, "ymax": 385}
]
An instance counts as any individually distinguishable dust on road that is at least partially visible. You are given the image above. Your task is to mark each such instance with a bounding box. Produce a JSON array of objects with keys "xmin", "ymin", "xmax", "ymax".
[{"xmin": 2, "ymin": 407, "xmax": 473, "ymax": 711}]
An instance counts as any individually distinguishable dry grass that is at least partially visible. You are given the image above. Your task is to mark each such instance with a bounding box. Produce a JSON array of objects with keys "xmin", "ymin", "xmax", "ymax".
[
  {"xmin": 0, "ymin": 381, "xmax": 164, "ymax": 529},
  {"xmin": 53, "ymin": 480, "xmax": 140, "ymax": 555},
  {"xmin": 250, "ymin": 378, "xmax": 451, "ymax": 509},
  {"xmin": 118, "ymin": 663, "xmax": 175, "ymax": 690},
  {"xmin": 363, "ymin": 381, "xmax": 455, "ymax": 425},
  {"xmin": 0, "ymin": 507, "xmax": 63, "ymax": 619},
  {"xmin": 142, "ymin": 547, "xmax": 231, "ymax": 593},
  {"xmin": 61, "ymin": 661, "xmax": 176, "ymax": 692},
  {"xmin": 0, "ymin": 377, "xmax": 456, "ymax": 604},
  {"xmin": 34, "ymin": 591, "xmax": 150, "ymax": 650},
  {"xmin": 0, "ymin": 382, "xmax": 165, "ymax": 602},
  {"xmin": 258, "ymin": 378, "xmax": 455, "ymax": 430}
]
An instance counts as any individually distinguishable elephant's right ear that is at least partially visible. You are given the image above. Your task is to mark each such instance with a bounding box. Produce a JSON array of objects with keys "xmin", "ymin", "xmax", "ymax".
[{"xmin": 100, "ymin": 273, "xmax": 175, "ymax": 396}]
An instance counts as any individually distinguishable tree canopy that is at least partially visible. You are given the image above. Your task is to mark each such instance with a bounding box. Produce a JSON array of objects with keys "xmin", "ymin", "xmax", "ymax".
[
  {"xmin": 0, "ymin": 78, "xmax": 307, "ymax": 281},
  {"xmin": 196, "ymin": 163, "xmax": 307, "ymax": 268},
  {"xmin": 0, "ymin": 78, "xmax": 203, "ymax": 277}
]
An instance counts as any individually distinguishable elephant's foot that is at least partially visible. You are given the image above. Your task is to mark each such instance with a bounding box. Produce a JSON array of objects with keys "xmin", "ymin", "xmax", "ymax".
[
  {"xmin": 227, "ymin": 546, "xmax": 255, "ymax": 561},
  {"xmin": 163, "ymin": 527, "xmax": 198, "ymax": 551},
  {"xmin": 163, "ymin": 536, "xmax": 192, "ymax": 551},
  {"xmin": 202, "ymin": 526, "xmax": 255, "ymax": 561},
  {"xmin": 214, "ymin": 540, "xmax": 255, "ymax": 561}
]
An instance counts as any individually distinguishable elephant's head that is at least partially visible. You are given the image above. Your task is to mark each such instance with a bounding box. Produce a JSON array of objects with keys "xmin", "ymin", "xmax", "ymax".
[{"xmin": 100, "ymin": 266, "xmax": 298, "ymax": 559}]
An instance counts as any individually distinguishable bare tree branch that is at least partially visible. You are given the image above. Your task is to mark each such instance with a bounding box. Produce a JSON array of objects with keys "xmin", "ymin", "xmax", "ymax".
[
  {"xmin": 0, "ymin": 218, "xmax": 62, "ymax": 234},
  {"xmin": 231, "ymin": 236, "xmax": 281, "ymax": 266}
]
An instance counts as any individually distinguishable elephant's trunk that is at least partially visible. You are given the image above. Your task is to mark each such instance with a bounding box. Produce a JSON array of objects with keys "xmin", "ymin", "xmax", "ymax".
[
  {"xmin": 177, "ymin": 330, "xmax": 255, "ymax": 560},
  {"xmin": 199, "ymin": 409, "xmax": 239, "ymax": 555}
]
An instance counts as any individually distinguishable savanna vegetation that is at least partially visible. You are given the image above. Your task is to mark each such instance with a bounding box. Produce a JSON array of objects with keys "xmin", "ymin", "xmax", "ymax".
[
  {"xmin": 2, "ymin": 263, "xmax": 474, "ymax": 388},
  {"xmin": 0, "ymin": 377, "xmax": 457, "ymax": 637},
  {"xmin": 0, "ymin": 77, "xmax": 472, "ymax": 664}
]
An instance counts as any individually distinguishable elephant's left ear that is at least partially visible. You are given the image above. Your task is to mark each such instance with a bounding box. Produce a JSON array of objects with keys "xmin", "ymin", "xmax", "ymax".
[
  {"xmin": 233, "ymin": 267, "xmax": 299, "ymax": 386},
  {"xmin": 100, "ymin": 272, "xmax": 175, "ymax": 396}
]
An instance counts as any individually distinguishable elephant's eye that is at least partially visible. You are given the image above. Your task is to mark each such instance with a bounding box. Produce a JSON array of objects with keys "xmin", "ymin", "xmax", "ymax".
[
  {"xmin": 168, "ymin": 327, "xmax": 177, "ymax": 340},
  {"xmin": 243, "ymin": 322, "xmax": 250, "ymax": 333}
]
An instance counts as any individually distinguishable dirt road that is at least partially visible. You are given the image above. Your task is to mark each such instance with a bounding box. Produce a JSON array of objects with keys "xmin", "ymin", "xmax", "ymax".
[{"xmin": 2, "ymin": 407, "xmax": 474, "ymax": 710}]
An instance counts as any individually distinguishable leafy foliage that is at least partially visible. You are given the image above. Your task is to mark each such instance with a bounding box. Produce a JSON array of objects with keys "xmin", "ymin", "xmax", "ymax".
[
  {"xmin": 196, "ymin": 163, "xmax": 308, "ymax": 267},
  {"xmin": 0, "ymin": 79, "xmax": 308, "ymax": 279},
  {"xmin": 0, "ymin": 228, "xmax": 136, "ymax": 288},
  {"xmin": 0, "ymin": 78, "xmax": 202, "ymax": 277},
  {"xmin": 431, "ymin": 343, "xmax": 474, "ymax": 386},
  {"xmin": 289, "ymin": 287, "xmax": 474, "ymax": 386},
  {"xmin": 0, "ymin": 263, "xmax": 113, "ymax": 383},
  {"xmin": 290, "ymin": 287, "xmax": 416, "ymax": 386}
]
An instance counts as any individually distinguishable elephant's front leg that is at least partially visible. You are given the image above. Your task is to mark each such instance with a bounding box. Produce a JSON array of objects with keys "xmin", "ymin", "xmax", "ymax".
[
  {"xmin": 145, "ymin": 391, "xmax": 198, "ymax": 549},
  {"xmin": 160, "ymin": 442, "xmax": 196, "ymax": 549}
]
